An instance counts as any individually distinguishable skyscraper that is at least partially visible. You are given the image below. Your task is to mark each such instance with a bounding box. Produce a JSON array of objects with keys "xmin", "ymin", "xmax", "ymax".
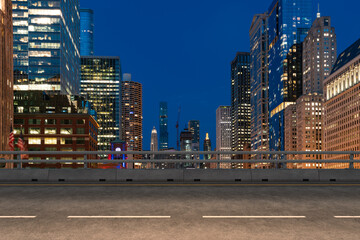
[
  {"xmin": 303, "ymin": 16, "xmax": 337, "ymax": 95},
  {"xmin": 231, "ymin": 52, "xmax": 251, "ymax": 152},
  {"xmin": 267, "ymin": 0, "xmax": 313, "ymax": 151},
  {"xmin": 249, "ymin": 13, "xmax": 269, "ymax": 155},
  {"xmin": 150, "ymin": 126, "xmax": 158, "ymax": 152},
  {"xmin": 188, "ymin": 120, "xmax": 200, "ymax": 152},
  {"xmin": 216, "ymin": 106, "xmax": 231, "ymax": 168},
  {"xmin": 12, "ymin": 0, "xmax": 80, "ymax": 95},
  {"xmin": 80, "ymin": 9, "xmax": 94, "ymax": 56},
  {"xmin": 159, "ymin": 102, "xmax": 168, "ymax": 150},
  {"xmin": 203, "ymin": 133, "xmax": 212, "ymax": 160},
  {"xmin": 0, "ymin": 0, "xmax": 14, "ymax": 161},
  {"xmin": 80, "ymin": 56, "xmax": 121, "ymax": 151},
  {"xmin": 121, "ymin": 77, "xmax": 143, "ymax": 159}
]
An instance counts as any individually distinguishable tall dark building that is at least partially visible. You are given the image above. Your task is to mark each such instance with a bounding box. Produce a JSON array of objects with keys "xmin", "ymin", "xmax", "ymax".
[
  {"xmin": 159, "ymin": 102, "xmax": 168, "ymax": 150},
  {"xmin": 231, "ymin": 52, "xmax": 251, "ymax": 152},
  {"xmin": 188, "ymin": 120, "xmax": 200, "ymax": 151},
  {"xmin": 284, "ymin": 43, "xmax": 303, "ymax": 102},
  {"xmin": 80, "ymin": 9, "xmax": 94, "ymax": 56},
  {"xmin": 12, "ymin": 0, "xmax": 80, "ymax": 95}
]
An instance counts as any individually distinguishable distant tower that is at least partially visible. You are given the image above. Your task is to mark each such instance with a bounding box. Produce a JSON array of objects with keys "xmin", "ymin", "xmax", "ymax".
[
  {"xmin": 203, "ymin": 133, "xmax": 212, "ymax": 160},
  {"xmin": 150, "ymin": 127, "xmax": 158, "ymax": 151},
  {"xmin": 121, "ymin": 75, "xmax": 143, "ymax": 160},
  {"xmin": 159, "ymin": 102, "xmax": 169, "ymax": 150},
  {"xmin": 80, "ymin": 9, "xmax": 94, "ymax": 56},
  {"xmin": 216, "ymin": 106, "xmax": 231, "ymax": 161}
]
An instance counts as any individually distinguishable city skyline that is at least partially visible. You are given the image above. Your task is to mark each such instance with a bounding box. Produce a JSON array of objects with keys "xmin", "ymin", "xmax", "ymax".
[{"xmin": 80, "ymin": 0, "xmax": 360, "ymax": 149}]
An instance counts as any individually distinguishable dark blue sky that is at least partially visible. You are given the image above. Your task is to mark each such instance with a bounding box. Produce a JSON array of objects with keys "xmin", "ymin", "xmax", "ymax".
[{"xmin": 81, "ymin": 0, "xmax": 360, "ymax": 150}]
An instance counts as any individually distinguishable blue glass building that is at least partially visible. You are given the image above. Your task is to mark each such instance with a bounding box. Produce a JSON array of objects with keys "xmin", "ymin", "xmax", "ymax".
[
  {"xmin": 267, "ymin": 0, "xmax": 313, "ymax": 151},
  {"xmin": 159, "ymin": 102, "xmax": 168, "ymax": 150},
  {"xmin": 80, "ymin": 9, "xmax": 94, "ymax": 56},
  {"xmin": 12, "ymin": 0, "xmax": 80, "ymax": 95},
  {"xmin": 250, "ymin": 13, "xmax": 269, "ymax": 154}
]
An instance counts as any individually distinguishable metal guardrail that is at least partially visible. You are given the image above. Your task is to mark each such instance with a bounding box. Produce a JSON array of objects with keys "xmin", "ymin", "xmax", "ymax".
[{"xmin": 0, "ymin": 151, "xmax": 359, "ymax": 170}]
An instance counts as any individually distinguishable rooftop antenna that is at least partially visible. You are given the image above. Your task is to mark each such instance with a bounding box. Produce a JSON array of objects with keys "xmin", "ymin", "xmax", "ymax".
[{"xmin": 317, "ymin": 3, "xmax": 321, "ymax": 18}]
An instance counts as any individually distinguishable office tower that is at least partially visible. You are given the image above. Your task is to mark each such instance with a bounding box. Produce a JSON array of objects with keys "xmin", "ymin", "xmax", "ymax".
[
  {"xmin": 188, "ymin": 120, "xmax": 200, "ymax": 157},
  {"xmin": 0, "ymin": 0, "xmax": 13, "ymax": 162},
  {"xmin": 216, "ymin": 106, "xmax": 231, "ymax": 168},
  {"xmin": 159, "ymin": 102, "xmax": 168, "ymax": 150},
  {"xmin": 81, "ymin": 57, "xmax": 121, "ymax": 151},
  {"xmin": 13, "ymin": 92, "xmax": 98, "ymax": 168},
  {"xmin": 284, "ymin": 43, "xmax": 303, "ymax": 102},
  {"xmin": 284, "ymin": 104, "xmax": 297, "ymax": 168},
  {"xmin": 203, "ymin": 133, "xmax": 212, "ymax": 160},
  {"xmin": 231, "ymin": 52, "xmax": 251, "ymax": 153},
  {"xmin": 303, "ymin": 16, "xmax": 337, "ymax": 95},
  {"xmin": 180, "ymin": 129, "xmax": 192, "ymax": 167},
  {"xmin": 150, "ymin": 127, "xmax": 158, "ymax": 152},
  {"xmin": 267, "ymin": 0, "xmax": 313, "ymax": 151},
  {"xmin": 121, "ymin": 77, "xmax": 143, "ymax": 159},
  {"xmin": 80, "ymin": 9, "xmax": 94, "ymax": 56},
  {"xmin": 12, "ymin": 0, "xmax": 80, "ymax": 95},
  {"xmin": 250, "ymin": 13, "xmax": 269, "ymax": 155},
  {"xmin": 324, "ymin": 38, "xmax": 360, "ymax": 169}
]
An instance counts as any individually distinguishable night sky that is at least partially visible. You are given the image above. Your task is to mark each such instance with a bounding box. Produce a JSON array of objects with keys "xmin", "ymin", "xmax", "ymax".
[{"xmin": 80, "ymin": 0, "xmax": 360, "ymax": 150}]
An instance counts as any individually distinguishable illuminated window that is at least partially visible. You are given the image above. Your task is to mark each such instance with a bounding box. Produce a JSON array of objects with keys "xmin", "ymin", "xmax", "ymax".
[
  {"xmin": 45, "ymin": 128, "xmax": 57, "ymax": 134},
  {"xmin": 45, "ymin": 138, "xmax": 57, "ymax": 145},
  {"xmin": 28, "ymin": 138, "xmax": 41, "ymax": 145},
  {"xmin": 29, "ymin": 128, "xmax": 41, "ymax": 134},
  {"xmin": 60, "ymin": 128, "xmax": 73, "ymax": 134}
]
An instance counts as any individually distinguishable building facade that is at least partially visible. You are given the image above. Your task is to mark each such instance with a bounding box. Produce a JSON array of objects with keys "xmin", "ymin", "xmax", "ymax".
[
  {"xmin": 80, "ymin": 9, "xmax": 94, "ymax": 56},
  {"xmin": 81, "ymin": 56, "xmax": 121, "ymax": 151},
  {"xmin": 267, "ymin": 0, "xmax": 313, "ymax": 151},
  {"xmin": 0, "ymin": 0, "xmax": 13, "ymax": 158},
  {"xmin": 303, "ymin": 16, "xmax": 337, "ymax": 95},
  {"xmin": 250, "ymin": 13, "xmax": 269, "ymax": 156},
  {"xmin": 216, "ymin": 106, "xmax": 231, "ymax": 164},
  {"xmin": 121, "ymin": 79, "xmax": 143, "ymax": 159},
  {"xmin": 231, "ymin": 52, "xmax": 251, "ymax": 152},
  {"xmin": 12, "ymin": 0, "xmax": 80, "ymax": 95},
  {"xmin": 159, "ymin": 101, "xmax": 168, "ymax": 150},
  {"xmin": 188, "ymin": 120, "xmax": 200, "ymax": 154},
  {"xmin": 150, "ymin": 126, "xmax": 158, "ymax": 152},
  {"xmin": 324, "ymin": 38, "xmax": 360, "ymax": 169},
  {"xmin": 203, "ymin": 133, "xmax": 212, "ymax": 160},
  {"xmin": 296, "ymin": 94, "xmax": 324, "ymax": 167}
]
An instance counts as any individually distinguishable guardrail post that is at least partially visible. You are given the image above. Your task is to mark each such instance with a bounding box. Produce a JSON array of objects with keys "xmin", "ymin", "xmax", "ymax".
[
  {"xmin": 17, "ymin": 154, "xmax": 21, "ymax": 169},
  {"xmin": 349, "ymin": 154, "xmax": 354, "ymax": 169},
  {"xmin": 83, "ymin": 155, "xmax": 87, "ymax": 169},
  {"xmin": 282, "ymin": 153, "xmax": 287, "ymax": 169},
  {"xmin": 217, "ymin": 153, "xmax": 220, "ymax": 169}
]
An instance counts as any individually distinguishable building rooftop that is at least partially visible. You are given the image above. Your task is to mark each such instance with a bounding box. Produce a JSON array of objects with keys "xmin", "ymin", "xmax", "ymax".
[{"xmin": 331, "ymin": 38, "xmax": 360, "ymax": 74}]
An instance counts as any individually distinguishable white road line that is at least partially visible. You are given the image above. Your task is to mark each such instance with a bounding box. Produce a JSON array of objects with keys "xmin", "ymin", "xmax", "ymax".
[
  {"xmin": 67, "ymin": 216, "xmax": 171, "ymax": 219},
  {"xmin": 203, "ymin": 216, "xmax": 306, "ymax": 219},
  {"xmin": 0, "ymin": 216, "xmax": 37, "ymax": 219},
  {"xmin": 334, "ymin": 216, "xmax": 360, "ymax": 219}
]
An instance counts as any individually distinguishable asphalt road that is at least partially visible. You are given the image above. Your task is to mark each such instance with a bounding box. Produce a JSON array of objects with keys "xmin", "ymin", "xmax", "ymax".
[{"xmin": 1, "ymin": 184, "xmax": 360, "ymax": 240}]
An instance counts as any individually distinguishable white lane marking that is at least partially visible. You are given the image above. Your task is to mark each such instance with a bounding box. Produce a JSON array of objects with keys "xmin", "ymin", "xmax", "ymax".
[
  {"xmin": 67, "ymin": 216, "xmax": 171, "ymax": 219},
  {"xmin": 0, "ymin": 216, "xmax": 37, "ymax": 219},
  {"xmin": 203, "ymin": 216, "xmax": 306, "ymax": 219},
  {"xmin": 334, "ymin": 216, "xmax": 360, "ymax": 219}
]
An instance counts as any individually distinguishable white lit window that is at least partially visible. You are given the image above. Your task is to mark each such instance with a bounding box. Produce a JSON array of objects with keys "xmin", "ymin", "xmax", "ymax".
[{"xmin": 28, "ymin": 138, "xmax": 41, "ymax": 145}]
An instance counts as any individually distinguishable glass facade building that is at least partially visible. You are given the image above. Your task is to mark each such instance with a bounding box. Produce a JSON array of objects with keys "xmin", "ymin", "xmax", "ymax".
[
  {"xmin": 80, "ymin": 9, "xmax": 94, "ymax": 56},
  {"xmin": 231, "ymin": 52, "xmax": 251, "ymax": 152},
  {"xmin": 80, "ymin": 56, "xmax": 121, "ymax": 151},
  {"xmin": 159, "ymin": 101, "xmax": 168, "ymax": 150},
  {"xmin": 12, "ymin": 0, "xmax": 80, "ymax": 95},
  {"xmin": 250, "ymin": 13, "xmax": 269, "ymax": 155},
  {"xmin": 267, "ymin": 0, "xmax": 313, "ymax": 151}
]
